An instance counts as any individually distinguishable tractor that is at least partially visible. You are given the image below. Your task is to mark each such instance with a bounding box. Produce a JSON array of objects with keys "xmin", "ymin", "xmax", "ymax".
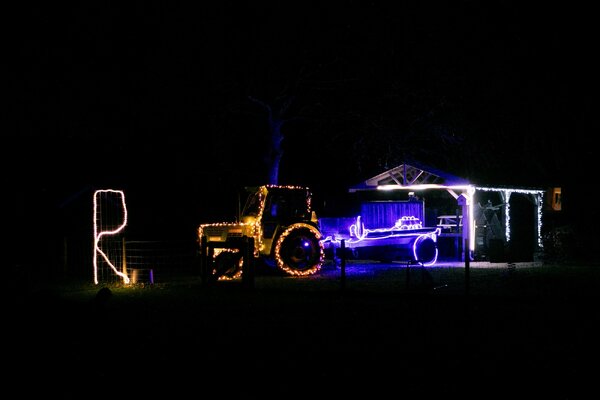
[{"xmin": 197, "ymin": 185, "xmax": 324, "ymax": 280}]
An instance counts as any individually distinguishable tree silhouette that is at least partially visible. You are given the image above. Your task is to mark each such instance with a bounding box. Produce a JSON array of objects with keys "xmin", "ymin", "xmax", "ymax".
[
  {"xmin": 244, "ymin": 67, "xmax": 471, "ymax": 187},
  {"xmin": 247, "ymin": 95, "xmax": 294, "ymax": 185}
]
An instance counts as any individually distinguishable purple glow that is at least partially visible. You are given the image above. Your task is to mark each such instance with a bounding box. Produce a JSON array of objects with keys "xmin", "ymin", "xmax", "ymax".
[
  {"xmin": 360, "ymin": 201, "xmax": 424, "ymax": 229},
  {"xmin": 320, "ymin": 215, "xmax": 440, "ymax": 265}
]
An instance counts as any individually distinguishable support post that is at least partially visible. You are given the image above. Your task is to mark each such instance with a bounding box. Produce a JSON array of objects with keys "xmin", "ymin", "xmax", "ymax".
[
  {"xmin": 340, "ymin": 239, "xmax": 346, "ymax": 291},
  {"xmin": 464, "ymin": 238, "xmax": 470, "ymax": 296},
  {"xmin": 457, "ymin": 193, "xmax": 471, "ymax": 296},
  {"xmin": 122, "ymin": 237, "xmax": 127, "ymax": 277}
]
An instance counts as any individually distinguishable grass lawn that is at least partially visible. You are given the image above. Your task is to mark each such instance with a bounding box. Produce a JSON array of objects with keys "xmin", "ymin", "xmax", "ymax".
[{"xmin": 7, "ymin": 261, "xmax": 600, "ymax": 397}]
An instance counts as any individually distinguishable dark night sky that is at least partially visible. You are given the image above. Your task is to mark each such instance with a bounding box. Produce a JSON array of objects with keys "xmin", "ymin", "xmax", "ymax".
[{"xmin": 8, "ymin": 1, "xmax": 598, "ymax": 239}]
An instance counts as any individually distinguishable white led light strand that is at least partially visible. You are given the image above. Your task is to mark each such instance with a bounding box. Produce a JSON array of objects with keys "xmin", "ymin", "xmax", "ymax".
[
  {"xmin": 322, "ymin": 215, "xmax": 441, "ymax": 266},
  {"xmin": 476, "ymin": 186, "xmax": 545, "ymax": 246}
]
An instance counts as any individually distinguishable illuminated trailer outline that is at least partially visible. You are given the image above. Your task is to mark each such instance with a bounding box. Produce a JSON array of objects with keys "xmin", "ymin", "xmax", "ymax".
[{"xmin": 320, "ymin": 215, "xmax": 441, "ymax": 266}]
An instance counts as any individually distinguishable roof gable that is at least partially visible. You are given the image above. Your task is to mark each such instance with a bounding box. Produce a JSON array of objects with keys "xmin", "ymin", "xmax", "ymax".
[{"xmin": 350, "ymin": 162, "xmax": 470, "ymax": 191}]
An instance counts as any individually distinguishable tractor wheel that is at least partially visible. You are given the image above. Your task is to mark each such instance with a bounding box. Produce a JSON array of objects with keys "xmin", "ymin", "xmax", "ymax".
[{"xmin": 274, "ymin": 223, "xmax": 323, "ymax": 276}]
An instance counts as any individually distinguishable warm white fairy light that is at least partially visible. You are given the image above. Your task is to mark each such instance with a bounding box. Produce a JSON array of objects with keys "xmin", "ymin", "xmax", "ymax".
[
  {"xmin": 266, "ymin": 186, "xmax": 323, "ymax": 275},
  {"xmin": 213, "ymin": 248, "xmax": 244, "ymax": 280},
  {"xmin": 197, "ymin": 185, "xmax": 319, "ymax": 277},
  {"xmin": 253, "ymin": 187, "xmax": 267, "ymax": 255},
  {"xmin": 265, "ymin": 184, "xmax": 311, "ymax": 191},
  {"xmin": 198, "ymin": 222, "xmax": 254, "ymax": 243},
  {"xmin": 197, "ymin": 223, "xmax": 250, "ymax": 280},
  {"xmin": 274, "ymin": 223, "xmax": 324, "ymax": 276},
  {"xmin": 93, "ymin": 189, "xmax": 129, "ymax": 285}
]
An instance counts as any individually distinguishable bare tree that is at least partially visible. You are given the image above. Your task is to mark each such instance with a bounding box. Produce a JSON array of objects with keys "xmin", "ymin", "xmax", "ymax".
[{"xmin": 247, "ymin": 95, "xmax": 296, "ymax": 185}]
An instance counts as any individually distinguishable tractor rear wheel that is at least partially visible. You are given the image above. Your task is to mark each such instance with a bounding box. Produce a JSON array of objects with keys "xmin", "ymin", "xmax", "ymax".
[{"xmin": 274, "ymin": 224, "xmax": 323, "ymax": 276}]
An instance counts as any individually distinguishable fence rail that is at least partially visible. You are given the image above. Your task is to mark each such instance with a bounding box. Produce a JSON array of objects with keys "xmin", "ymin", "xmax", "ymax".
[{"xmin": 123, "ymin": 239, "xmax": 200, "ymax": 282}]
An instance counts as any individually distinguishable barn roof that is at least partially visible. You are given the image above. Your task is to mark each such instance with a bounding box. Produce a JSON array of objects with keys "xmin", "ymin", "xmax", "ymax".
[{"xmin": 348, "ymin": 162, "xmax": 471, "ymax": 192}]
